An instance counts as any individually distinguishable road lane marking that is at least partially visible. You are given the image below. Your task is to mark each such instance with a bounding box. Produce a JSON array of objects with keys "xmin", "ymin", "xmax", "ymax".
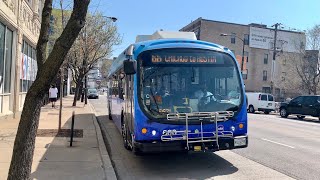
[{"xmin": 261, "ymin": 138, "xmax": 295, "ymax": 149}]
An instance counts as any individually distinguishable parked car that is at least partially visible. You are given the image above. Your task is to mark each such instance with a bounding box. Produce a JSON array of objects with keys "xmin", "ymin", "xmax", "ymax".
[
  {"xmin": 246, "ymin": 92, "xmax": 275, "ymax": 114},
  {"xmin": 88, "ymin": 88, "xmax": 99, "ymax": 99},
  {"xmin": 279, "ymin": 95, "xmax": 320, "ymax": 120}
]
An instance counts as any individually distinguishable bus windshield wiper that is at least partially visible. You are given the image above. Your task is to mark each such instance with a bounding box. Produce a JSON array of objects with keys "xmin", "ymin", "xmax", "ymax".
[{"xmin": 142, "ymin": 67, "xmax": 162, "ymax": 83}]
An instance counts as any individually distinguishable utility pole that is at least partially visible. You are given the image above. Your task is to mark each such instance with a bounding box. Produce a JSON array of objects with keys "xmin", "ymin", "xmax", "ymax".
[
  {"xmin": 84, "ymin": 25, "xmax": 88, "ymax": 105},
  {"xmin": 271, "ymin": 23, "xmax": 281, "ymax": 94}
]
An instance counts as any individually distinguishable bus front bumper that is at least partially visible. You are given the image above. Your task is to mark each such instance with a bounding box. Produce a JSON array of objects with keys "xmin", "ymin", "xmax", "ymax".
[{"xmin": 134, "ymin": 135, "xmax": 248, "ymax": 153}]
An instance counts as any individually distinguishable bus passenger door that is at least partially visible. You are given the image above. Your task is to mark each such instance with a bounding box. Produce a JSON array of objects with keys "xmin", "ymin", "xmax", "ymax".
[{"xmin": 124, "ymin": 75, "xmax": 134, "ymax": 137}]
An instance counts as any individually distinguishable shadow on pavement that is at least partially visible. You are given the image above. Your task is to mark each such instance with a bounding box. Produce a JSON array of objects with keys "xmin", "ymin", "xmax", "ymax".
[
  {"xmin": 276, "ymin": 115, "xmax": 320, "ymax": 124},
  {"xmin": 249, "ymin": 112, "xmax": 320, "ymax": 124},
  {"xmin": 31, "ymin": 113, "xmax": 105, "ymax": 180},
  {"xmin": 97, "ymin": 114, "xmax": 238, "ymax": 180}
]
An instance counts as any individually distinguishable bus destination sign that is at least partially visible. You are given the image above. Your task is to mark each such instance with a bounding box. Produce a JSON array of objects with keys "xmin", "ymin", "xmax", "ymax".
[{"xmin": 151, "ymin": 54, "xmax": 220, "ymax": 64}]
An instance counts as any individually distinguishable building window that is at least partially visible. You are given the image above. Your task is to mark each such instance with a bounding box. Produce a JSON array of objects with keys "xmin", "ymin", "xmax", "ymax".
[
  {"xmin": 0, "ymin": 24, "xmax": 5, "ymax": 93},
  {"xmin": 26, "ymin": 0, "xmax": 33, "ymax": 8},
  {"xmin": 283, "ymin": 58, "xmax": 286, "ymax": 65},
  {"xmin": 231, "ymin": 33, "xmax": 236, "ymax": 44},
  {"xmin": 300, "ymin": 42, "xmax": 305, "ymax": 49},
  {"xmin": 275, "ymin": 88, "xmax": 280, "ymax": 97},
  {"xmin": 263, "ymin": 70, "xmax": 267, "ymax": 81},
  {"xmin": 0, "ymin": 23, "xmax": 14, "ymax": 94},
  {"xmin": 264, "ymin": 53, "xmax": 268, "ymax": 64},
  {"xmin": 282, "ymin": 72, "xmax": 286, "ymax": 81},
  {"xmin": 262, "ymin": 87, "xmax": 271, "ymax": 93},
  {"xmin": 244, "ymin": 34, "xmax": 249, "ymax": 45},
  {"xmin": 38, "ymin": 0, "xmax": 42, "ymax": 17},
  {"xmin": 4, "ymin": 29, "xmax": 13, "ymax": 93},
  {"xmin": 244, "ymin": 51, "xmax": 249, "ymax": 62},
  {"xmin": 242, "ymin": 69, "xmax": 248, "ymax": 80},
  {"xmin": 20, "ymin": 40, "xmax": 38, "ymax": 93}
]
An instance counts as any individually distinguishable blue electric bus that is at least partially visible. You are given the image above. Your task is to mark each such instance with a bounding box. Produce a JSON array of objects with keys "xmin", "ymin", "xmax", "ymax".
[{"xmin": 107, "ymin": 37, "xmax": 248, "ymax": 153}]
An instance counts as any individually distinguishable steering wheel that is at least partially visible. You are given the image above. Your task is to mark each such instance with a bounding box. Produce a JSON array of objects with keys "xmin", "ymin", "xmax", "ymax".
[{"xmin": 213, "ymin": 94, "xmax": 222, "ymax": 102}]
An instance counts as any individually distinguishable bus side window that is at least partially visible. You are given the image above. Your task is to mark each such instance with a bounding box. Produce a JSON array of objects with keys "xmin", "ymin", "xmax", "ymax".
[
  {"xmin": 112, "ymin": 79, "xmax": 118, "ymax": 97},
  {"xmin": 119, "ymin": 78, "xmax": 124, "ymax": 100}
]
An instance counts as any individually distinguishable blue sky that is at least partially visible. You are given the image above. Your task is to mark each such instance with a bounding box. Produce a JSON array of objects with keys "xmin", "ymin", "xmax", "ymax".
[{"xmin": 89, "ymin": 0, "xmax": 320, "ymax": 58}]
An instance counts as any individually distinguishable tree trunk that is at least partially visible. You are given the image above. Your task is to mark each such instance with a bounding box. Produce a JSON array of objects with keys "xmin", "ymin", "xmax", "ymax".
[
  {"xmin": 77, "ymin": 84, "xmax": 83, "ymax": 100},
  {"xmin": 7, "ymin": 0, "xmax": 90, "ymax": 179},
  {"xmin": 7, "ymin": 86, "xmax": 43, "ymax": 179},
  {"xmin": 73, "ymin": 80, "xmax": 81, "ymax": 106},
  {"xmin": 312, "ymin": 86, "xmax": 317, "ymax": 95}
]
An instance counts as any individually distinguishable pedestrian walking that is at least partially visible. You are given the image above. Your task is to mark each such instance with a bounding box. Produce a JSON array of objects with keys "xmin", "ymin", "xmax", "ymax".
[{"xmin": 49, "ymin": 84, "xmax": 58, "ymax": 108}]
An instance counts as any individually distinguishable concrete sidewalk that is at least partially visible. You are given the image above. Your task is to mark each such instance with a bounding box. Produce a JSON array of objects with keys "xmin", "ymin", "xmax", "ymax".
[{"xmin": 0, "ymin": 96, "xmax": 116, "ymax": 180}]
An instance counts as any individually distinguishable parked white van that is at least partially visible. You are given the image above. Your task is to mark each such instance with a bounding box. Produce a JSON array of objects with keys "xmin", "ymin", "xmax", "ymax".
[{"xmin": 246, "ymin": 92, "xmax": 275, "ymax": 114}]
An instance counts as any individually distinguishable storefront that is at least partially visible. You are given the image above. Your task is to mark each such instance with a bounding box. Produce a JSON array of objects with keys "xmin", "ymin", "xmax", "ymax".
[{"xmin": 0, "ymin": 22, "xmax": 15, "ymax": 115}]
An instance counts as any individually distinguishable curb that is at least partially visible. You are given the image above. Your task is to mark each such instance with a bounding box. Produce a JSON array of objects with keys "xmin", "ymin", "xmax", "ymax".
[{"xmin": 89, "ymin": 103, "xmax": 117, "ymax": 180}]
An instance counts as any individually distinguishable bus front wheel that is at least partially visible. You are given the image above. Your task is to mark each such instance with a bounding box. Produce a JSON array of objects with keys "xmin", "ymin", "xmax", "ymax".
[{"xmin": 108, "ymin": 105, "xmax": 112, "ymax": 120}]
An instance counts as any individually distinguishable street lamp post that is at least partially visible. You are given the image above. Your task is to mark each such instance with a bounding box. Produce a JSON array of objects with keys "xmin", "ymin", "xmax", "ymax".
[
  {"xmin": 102, "ymin": 16, "xmax": 117, "ymax": 22},
  {"xmin": 220, "ymin": 33, "xmax": 245, "ymax": 73}
]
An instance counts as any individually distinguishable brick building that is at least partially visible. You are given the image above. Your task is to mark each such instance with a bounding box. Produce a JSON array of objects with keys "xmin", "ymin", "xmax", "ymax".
[{"xmin": 180, "ymin": 17, "xmax": 306, "ymax": 101}]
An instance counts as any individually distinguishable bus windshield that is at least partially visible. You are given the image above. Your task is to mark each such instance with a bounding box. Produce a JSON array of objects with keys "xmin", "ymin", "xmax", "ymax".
[{"xmin": 138, "ymin": 48, "xmax": 243, "ymax": 119}]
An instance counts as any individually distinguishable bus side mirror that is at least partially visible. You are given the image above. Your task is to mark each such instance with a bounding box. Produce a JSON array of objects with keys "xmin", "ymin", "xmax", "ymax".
[{"xmin": 124, "ymin": 60, "xmax": 137, "ymax": 75}]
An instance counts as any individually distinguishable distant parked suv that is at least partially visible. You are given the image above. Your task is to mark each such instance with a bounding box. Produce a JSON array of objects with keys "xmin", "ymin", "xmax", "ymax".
[{"xmin": 279, "ymin": 95, "xmax": 320, "ymax": 120}]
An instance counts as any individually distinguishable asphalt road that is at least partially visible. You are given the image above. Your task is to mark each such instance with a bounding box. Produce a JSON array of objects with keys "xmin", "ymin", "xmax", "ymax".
[
  {"xmin": 233, "ymin": 112, "xmax": 320, "ymax": 180},
  {"xmin": 89, "ymin": 95, "xmax": 301, "ymax": 180}
]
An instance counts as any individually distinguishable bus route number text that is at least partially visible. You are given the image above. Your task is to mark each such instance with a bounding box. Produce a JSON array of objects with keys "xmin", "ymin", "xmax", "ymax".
[{"xmin": 151, "ymin": 55, "xmax": 217, "ymax": 64}]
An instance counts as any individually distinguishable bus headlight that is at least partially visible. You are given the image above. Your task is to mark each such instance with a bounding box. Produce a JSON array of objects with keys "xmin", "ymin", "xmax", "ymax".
[
  {"xmin": 152, "ymin": 130, "xmax": 157, "ymax": 136},
  {"xmin": 230, "ymin": 126, "xmax": 235, "ymax": 132}
]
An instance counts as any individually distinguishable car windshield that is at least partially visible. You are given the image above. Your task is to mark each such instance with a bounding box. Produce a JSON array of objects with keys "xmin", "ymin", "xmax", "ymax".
[
  {"xmin": 138, "ymin": 48, "xmax": 243, "ymax": 118},
  {"xmin": 88, "ymin": 89, "xmax": 97, "ymax": 93}
]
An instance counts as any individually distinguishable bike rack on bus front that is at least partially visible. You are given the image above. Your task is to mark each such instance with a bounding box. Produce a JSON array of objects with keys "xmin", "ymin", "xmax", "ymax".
[{"xmin": 161, "ymin": 111, "xmax": 234, "ymax": 151}]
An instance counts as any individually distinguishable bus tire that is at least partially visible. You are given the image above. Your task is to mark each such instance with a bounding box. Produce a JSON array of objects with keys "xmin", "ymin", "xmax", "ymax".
[
  {"xmin": 132, "ymin": 146, "xmax": 143, "ymax": 155},
  {"xmin": 108, "ymin": 106, "xmax": 112, "ymax": 120},
  {"xmin": 122, "ymin": 122, "xmax": 130, "ymax": 150}
]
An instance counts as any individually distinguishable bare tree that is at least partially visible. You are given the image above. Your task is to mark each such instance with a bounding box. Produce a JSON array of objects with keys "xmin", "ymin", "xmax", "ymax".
[
  {"xmin": 274, "ymin": 25, "xmax": 320, "ymax": 98},
  {"xmin": 100, "ymin": 58, "xmax": 113, "ymax": 87},
  {"xmin": 275, "ymin": 26, "xmax": 320, "ymax": 97},
  {"xmin": 7, "ymin": 0, "xmax": 90, "ymax": 179},
  {"xmin": 295, "ymin": 50, "xmax": 320, "ymax": 95},
  {"xmin": 67, "ymin": 12, "xmax": 121, "ymax": 106},
  {"xmin": 307, "ymin": 24, "xmax": 320, "ymax": 50},
  {"xmin": 294, "ymin": 25, "xmax": 320, "ymax": 95}
]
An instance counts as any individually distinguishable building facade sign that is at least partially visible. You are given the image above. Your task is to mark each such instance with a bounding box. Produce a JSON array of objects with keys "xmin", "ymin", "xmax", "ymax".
[{"xmin": 249, "ymin": 27, "xmax": 305, "ymax": 53}]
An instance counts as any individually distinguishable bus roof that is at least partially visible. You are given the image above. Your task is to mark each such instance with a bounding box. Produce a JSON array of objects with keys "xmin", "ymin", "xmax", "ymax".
[
  {"xmin": 136, "ymin": 31, "xmax": 197, "ymax": 42},
  {"xmin": 107, "ymin": 38, "xmax": 232, "ymax": 78}
]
